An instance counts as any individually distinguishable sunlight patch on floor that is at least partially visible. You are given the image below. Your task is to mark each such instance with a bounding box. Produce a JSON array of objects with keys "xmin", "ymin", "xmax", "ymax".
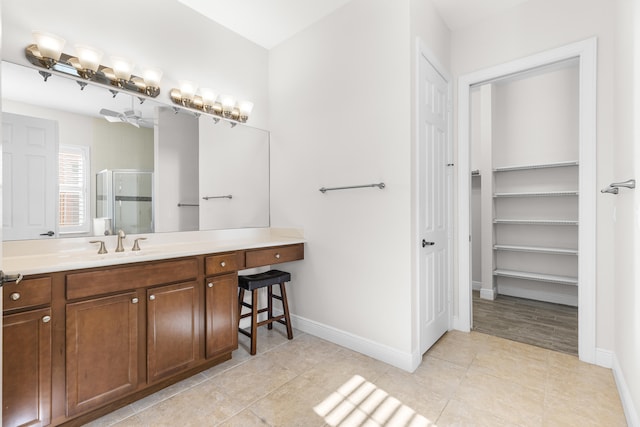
[{"xmin": 314, "ymin": 375, "xmax": 436, "ymax": 427}]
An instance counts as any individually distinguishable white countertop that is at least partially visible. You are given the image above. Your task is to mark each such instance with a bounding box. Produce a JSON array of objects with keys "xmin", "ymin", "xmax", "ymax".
[{"xmin": 2, "ymin": 228, "xmax": 305, "ymax": 275}]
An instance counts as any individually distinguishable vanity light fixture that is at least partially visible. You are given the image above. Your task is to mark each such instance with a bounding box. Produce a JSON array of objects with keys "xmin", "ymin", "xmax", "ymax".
[
  {"xmin": 111, "ymin": 56, "xmax": 133, "ymax": 83},
  {"xmin": 238, "ymin": 101, "xmax": 254, "ymax": 123},
  {"xmin": 169, "ymin": 84, "xmax": 254, "ymax": 124},
  {"xmin": 75, "ymin": 45, "xmax": 103, "ymax": 79},
  {"xmin": 32, "ymin": 31, "xmax": 66, "ymax": 66},
  {"xmin": 200, "ymin": 88, "xmax": 219, "ymax": 114},
  {"xmin": 219, "ymin": 95, "xmax": 236, "ymax": 119},
  {"xmin": 25, "ymin": 31, "xmax": 162, "ymax": 98}
]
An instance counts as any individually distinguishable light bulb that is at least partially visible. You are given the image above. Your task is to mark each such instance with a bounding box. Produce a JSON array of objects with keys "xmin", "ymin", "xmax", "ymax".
[
  {"xmin": 33, "ymin": 31, "xmax": 66, "ymax": 61},
  {"xmin": 75, "ymin": 45, "xmax": 103, "ymax": 72},
  {"xmin": 111, "ymin": 56, "xmax": 133, "ymax": 81}
]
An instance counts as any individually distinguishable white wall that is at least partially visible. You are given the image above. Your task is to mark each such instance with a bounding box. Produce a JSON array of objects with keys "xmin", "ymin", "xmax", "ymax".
[
  {"xmin": 269, "ymin": 0, "xmax": 412, "ymax": 357},
  {"xmin": 613, "ymin": 0, "xmax": 640, "ymax": 423},
  {"xmin": 1, "ymin": 0, "xmax": 269, "ymax": 130},
  {"xmin": 451, "ymin": 0, "xmax": 617, "ymax": 352},
  {"xmin": 269, "ymin": 0, "xmax": 450, "ymax": 368}
]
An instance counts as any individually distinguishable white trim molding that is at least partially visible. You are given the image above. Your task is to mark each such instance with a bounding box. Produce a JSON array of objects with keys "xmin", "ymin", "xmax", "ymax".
[
  {"xmin": 456, "ymin": 37, "xmax": 598, "ymax": 364},
  {"xmin": 613, "ymin": 353, "xmax": 640, "ymax": 427},
  {"xmin": 291, "ymin": 314, "xmax": 417, "ymax": 372},
  {"xmin": 595, "ymin": 347, "xmax": 613, "ymax": 369}
]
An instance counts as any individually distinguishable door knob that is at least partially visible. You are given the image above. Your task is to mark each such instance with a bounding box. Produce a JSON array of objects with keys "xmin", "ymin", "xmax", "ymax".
[
  {"xmin": 40, "ymin": 230, "xmax": 55, "ymax": 237},
  {"xmin": 422, "ymin": 239, "xmax": 435, "ymax": 247}
]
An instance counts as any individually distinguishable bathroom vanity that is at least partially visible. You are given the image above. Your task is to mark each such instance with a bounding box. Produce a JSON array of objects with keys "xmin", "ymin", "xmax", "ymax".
[{"xmin": 2, "ymin": 229, "xmax": 304, "ymax": 426}]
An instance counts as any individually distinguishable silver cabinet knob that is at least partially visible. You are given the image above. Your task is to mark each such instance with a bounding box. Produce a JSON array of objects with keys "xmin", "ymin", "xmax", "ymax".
[
  {"xmin": 275, "ymin": 253, "xmax": 281, "ymax": 259},
  {"xmin": 207, "ymin": 282, "xmax": 213, "ymax": 288},
  {"xmin": 149, "ymin": 295, "xmax": 156, "ymax": 301},
  {"xmin": 42, "ymin": 315, "xmax": 51, "ymax": 323},
  {"xmin": 9, "ymin": 292, "xmax": 20, "ymax": 301},
  {"xmin": 132, "ymin": 297, "xmax": 139, "ymax": 304},
  {"xmin": 220, "ymin": 261, "xmax": 226, "ymax": 267}
]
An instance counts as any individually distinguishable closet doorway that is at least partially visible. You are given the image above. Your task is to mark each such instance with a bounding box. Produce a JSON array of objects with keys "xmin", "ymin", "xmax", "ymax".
[
  {"xmin": 456, "ymin": 38, "xmax": 597, "ymax": 364},
  {"xmin": 470, "ymin": 59, "xmax": 580, "ymax": 354}
]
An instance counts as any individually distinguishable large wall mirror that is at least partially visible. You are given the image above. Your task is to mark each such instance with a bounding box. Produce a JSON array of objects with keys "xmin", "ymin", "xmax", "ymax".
[{"xmin": 1, "ymin": 61, "xmax": 270, "ymax": 241}]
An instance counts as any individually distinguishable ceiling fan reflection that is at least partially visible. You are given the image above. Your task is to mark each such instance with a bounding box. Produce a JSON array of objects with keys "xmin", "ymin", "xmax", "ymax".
[{"xmin": 99, "ymin": 107, "xmax": 154, "ymax": 128}]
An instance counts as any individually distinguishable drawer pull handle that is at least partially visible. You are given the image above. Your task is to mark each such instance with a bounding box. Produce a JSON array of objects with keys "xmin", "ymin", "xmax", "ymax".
[
  {"xmin": 131, "ymin": 298, "xmax": 139, "ymax": 304},
  {"xmin": 220, "ymin": 261, "xmax": 226, "ymax": 267},
  {"xmin": 149, "ymin": 295, "xmax": 156, "ymax": 301},
  {"xmin": 208, "ymin": 282, "xmax": 213, "ymax": 288},
  {"xmin": 275, "ymin": 253, "xmax": 281, "ymax": 259},
  {"xmin": 42, "ymin": 315, "xmax": 51, "ymax": 323},
  {"xmin": 9, "ymin": 292, "xmax": 20, "ymax": 301}
]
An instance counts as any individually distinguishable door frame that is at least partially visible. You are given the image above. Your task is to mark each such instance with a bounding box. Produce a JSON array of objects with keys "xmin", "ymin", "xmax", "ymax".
[
  {"xmin": 455, "ymin": 37, "xmax": 598, "ymax": 364},
  {"xmin": 414, "ymin": 38, "xmax": 453, "ymax": 368}
]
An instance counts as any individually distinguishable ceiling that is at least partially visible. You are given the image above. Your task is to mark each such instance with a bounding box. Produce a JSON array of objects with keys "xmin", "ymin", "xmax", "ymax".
[
  {"xmin": 177, "ymin": 0, "xmax": 532, "ymax": 49},
  {"xmin": 177, "ymin": 0, "xmax": 354, "ymax": 50}
]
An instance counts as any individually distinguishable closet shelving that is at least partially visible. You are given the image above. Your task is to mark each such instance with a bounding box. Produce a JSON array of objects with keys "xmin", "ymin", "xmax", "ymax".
[
  {"xmin": 493, "ymin": 219, "xmax": 578, "ymax": 225},
  {"xmin": 491, "ymin": 160, "xmax": 579, "ymax": 289},
  {"xmin": 493, "ymin": 190, "xmax": 578, "ymax": 198},
  {"xmin": 493, "ymin": 269, "xmax": 578, "ymax": 285},
  {"xmin": 492, "ymin": 160, "xmax": 579, "ymax": 172},
  {"xmin": 493, "ymin": 244, "xmax": 578, "ymax": 256}
]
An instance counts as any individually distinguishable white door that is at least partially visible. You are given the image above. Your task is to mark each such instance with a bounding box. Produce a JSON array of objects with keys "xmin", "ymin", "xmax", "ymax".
[
  {"xmin": 419, "ymin": 52, "xmax": 451, "ymax": 354},
  {"xmin": 2, "ymin": 112, "xmax": 58, "ymax": 240}
]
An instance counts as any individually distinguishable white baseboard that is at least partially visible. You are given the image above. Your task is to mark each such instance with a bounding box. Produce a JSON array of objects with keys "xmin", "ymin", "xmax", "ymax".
[
  {"xmin": 479, "ymin": 288, "xmax": 497, "ymax": 300},
  {"xmin": 290, "ymin": 313, "xmax": 417, "ymax": 372},
  {"xmin": 472, "ymin": 281, "xmax": 482, "ymax": 291},
  {"xmin": 498, "ymin": 284, "xmax": 577, "ymax": 306},
  {"xmin": 452, "ymin": 315, "xmax": 471, "ymax": 332},
  {"xmin": 612, "ymin": 353, "xmax": 639, "ymax": 427},
  {"xmin": 595, "ymin": 348, "xmax": 613, "ymax": 369}
]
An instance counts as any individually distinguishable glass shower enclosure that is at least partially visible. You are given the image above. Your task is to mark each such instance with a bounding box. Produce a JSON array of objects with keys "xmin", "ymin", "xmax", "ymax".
[{"xmin": 96, "ymin": 169, "xmax": 154, "ymax": 235}]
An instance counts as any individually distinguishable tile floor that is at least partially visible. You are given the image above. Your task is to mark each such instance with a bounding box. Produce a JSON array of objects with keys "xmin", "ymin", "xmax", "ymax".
[
  {"xmin": 87, "ymin": 328, "xmax": 626, "ymax": 426},
  {"xmin": 472, "ymin": 291, "xmax": 578, "ymax": 355}
]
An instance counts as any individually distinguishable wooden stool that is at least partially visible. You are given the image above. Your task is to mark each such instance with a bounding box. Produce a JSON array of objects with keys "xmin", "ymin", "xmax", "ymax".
[{"xmin": 238, "ymin": 269, "xmax": 293, "ymax": 355}]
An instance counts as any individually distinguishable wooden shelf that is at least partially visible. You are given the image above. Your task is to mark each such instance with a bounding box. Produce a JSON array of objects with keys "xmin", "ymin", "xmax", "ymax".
[
  {"xmin": 494, "ymin": 191, "xmax": 578, "ymax": 198},
  {"xmin": 493, "ymin": 219, "xmax": 578, "ymax": 226},
  {"xmin": 494, "ymin": 269, "xmax": 578, "ymax": 286},
  {"xmin": 493, "ymin": 160, "xmax": 579, "ymax": 172},
  {"xmin": 494, "ymin": 244, "xmax": 578, "ymax": 255}
]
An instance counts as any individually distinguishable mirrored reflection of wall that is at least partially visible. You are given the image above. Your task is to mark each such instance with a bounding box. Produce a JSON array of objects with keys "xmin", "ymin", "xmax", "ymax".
[
  {"xmin": 154, "ymin": 107, "xmax": 200, "ymax": 232},
  {"xmin": 199, "ymin": 120, "xmax": 269, "ymax": 230}
]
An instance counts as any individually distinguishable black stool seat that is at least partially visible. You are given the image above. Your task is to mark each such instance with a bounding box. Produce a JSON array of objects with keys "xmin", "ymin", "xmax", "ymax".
[
  {"xmin": 238, "ymin": 269, "xmax": 294, "ymax": 355},
  {"xmin": 238, "ymin": 269, "xmax": 291, "ymax": 291}
]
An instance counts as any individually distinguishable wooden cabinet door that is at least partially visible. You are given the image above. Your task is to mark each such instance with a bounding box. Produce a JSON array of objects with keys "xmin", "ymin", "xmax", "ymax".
[
  {"xmin": 147, "ymin": 281, "xmax": 199, "ymax": 383},
  {"xmin": 3, "ymin": 307, "xmax": 52, "ymax": 427},
  {"xmin": 205, "ymin": 273, "xmax": 238, "ymax": 359},
  {"xmin": 66, "ymin": 292, "xmax": 139, "ymax": 417}
]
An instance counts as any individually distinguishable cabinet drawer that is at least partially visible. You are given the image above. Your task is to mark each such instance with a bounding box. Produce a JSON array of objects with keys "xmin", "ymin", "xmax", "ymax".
[
  {"xmin": 245, "ymin": 244, "xmax": 304, "ymax": 268},
  {"xmin": 3, "ymin": 277, "xmax": 52, "ymax": 312},
  {"xmin": 205, "ymin": 252, "xmax": 240, "ymax": 276},
  {"xmin": 66, "ymin": 258, "xmax": 198, "ymax": 300}
]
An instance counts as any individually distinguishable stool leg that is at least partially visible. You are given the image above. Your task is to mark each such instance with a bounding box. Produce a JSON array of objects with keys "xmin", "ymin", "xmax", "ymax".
[
  {"xmin": 279, "ymin": 282, "xmax": 294, "ymax": 340},
  {"xmin": 267, "ymin": 285, "xmax": 274, "ymax": 330},
  {"xmin": 237, "ymin": 288, "xmax": 245, "ymax": 329},
  {"xmin": 250, "ymin": 289, "xmax": 258, "ymax": 355}
]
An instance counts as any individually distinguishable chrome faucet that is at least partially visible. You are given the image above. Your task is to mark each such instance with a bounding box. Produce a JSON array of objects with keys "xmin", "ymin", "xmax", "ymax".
[{"xmin": 115, "ymin": 229, "xmax": 126, "ymax": 252}]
